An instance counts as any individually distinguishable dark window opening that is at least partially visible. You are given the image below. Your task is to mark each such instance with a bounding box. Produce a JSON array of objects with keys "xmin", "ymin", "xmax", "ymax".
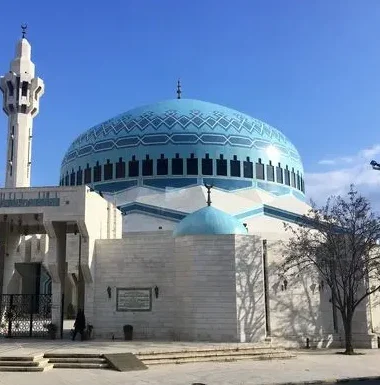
[
  {"xmin": 202, "ymin": 153, "xmax": 213, "ymax": 175},
  {"xmin": 21, "ymin": 81, "xmax": 28, "ymax": 97},
  {"xmin": 20, "ymin": 105, "xmax": 27, "ymax": 113},
  {"xmin": 8, "ymin": 104, "xmax": 14, "ymax": 113},
  {"xmin": 230, "ymin": 155, "xmax": 241, "ymax": 177},
  {"xmin": 216, "ymin": 154, "xmax": 227, "ymax": 176},
  {"xmin": 157, "ymin": 154, "xmax": 168, "ymax": 175},
  {"xmin": 243, "ymin": 157, "xmax": 253, "ymax": 178},
  {"xmin": 266, "ymin": 161, "xmax": 275, "ymax": 182},
  {"xmin": 255, "ymin": 158, "xmax": 264, "ymax": 180},
  {"xmin": 172, "ymin": 153, "xmax": 183, "ymax": 175},
  {"xmin": 65, "ymin": 173, "xmax": 69, "ymax": 186},
  {"xmin": 187, "ymin": 153, "xmax": 198, "ymax": 175},
  {"xmin": 35, "ymin": 86, "xmax": 42, "ymax": 100},
  {"xmin": 276, "ymin": 163, "xmax": 283, "ymax": 183},
  {"xmin": 93, "ymin": 161, "xmax": 102, "ymax": 182},
  {"xmin": 70, "ymin": 169, "xmax": 76, "ymax": 186},
  {"xmin": 76, "ymin": 168, "xmax": 83, "ymax": 185},
  {"xmin": 84, "ymin": 164, "xmax": 92, "ymax": 184},
  {"xmin": 129, "ymin": 155, "xmax": 139, "ymax": 177},
  {"xmin": 301, "ymin": 177, "xmax": 305, "ymax": 193},
  {"xmin": 143, "ymin": 155, "xmax": 153, "ymax": 176},
  {"xmin": 284, "ymin": 166, "xmax": 290, "ymax": 186},
  {"xmin": 296, "ymin": 172, "xmax": 301, "ymax": 190},
  {"xmin": 291, "ymin": 168, "xmax": 296, "ymax": 187},
  {"xmin": 60, "ymin": 177, "xmax": 64, "ymax": 186},
  {"xmin": 116, "ymin": 157, "xmax": 126, "ymax": 178},
  {"xmin": 7, "ymin": 81, "xmax": 14, "ymax": 97},
  {"xmin": 104, "ymin": 159, "xmax": 113, "ymax": 180}
]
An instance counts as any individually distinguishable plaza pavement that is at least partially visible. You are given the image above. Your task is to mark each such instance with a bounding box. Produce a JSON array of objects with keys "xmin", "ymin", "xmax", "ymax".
[{"xmin": 1, "ymin": 341, "xmax": 380, "ymax": 384}]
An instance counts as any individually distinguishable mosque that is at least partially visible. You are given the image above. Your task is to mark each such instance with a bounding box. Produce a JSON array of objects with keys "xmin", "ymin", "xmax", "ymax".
[{"xmin": 0, "ymin": 29, "xmax": 379, "ymax": 347}]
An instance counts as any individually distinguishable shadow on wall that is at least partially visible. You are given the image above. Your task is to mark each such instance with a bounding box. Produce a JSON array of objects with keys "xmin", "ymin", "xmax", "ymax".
[{"xmin": 235, "ymin": 237, "xmax": 266, "ymax": 343}]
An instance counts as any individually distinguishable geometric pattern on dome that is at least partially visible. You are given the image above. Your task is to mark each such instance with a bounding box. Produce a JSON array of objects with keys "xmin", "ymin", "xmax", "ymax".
[{"xmin": 62, "ymin": 131, "xmax": 301, "ymax": 166}]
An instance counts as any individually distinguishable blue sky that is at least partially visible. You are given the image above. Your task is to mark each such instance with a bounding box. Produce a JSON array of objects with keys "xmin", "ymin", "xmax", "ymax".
[{"xmin": 1, "ymin": 1, "xmax": 380, "ymax": 203}]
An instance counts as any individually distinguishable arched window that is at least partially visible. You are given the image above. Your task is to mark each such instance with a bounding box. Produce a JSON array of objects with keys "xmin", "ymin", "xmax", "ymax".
[
  {"xmin": 76, "ymin": 167, "xmax": 83, "ymax": 185},
  {"xmin": 291, "ymin": 168, "xmax": 296, "ymax": 188},
  {"xmin": 187, "ymin": 153, "xmax": 198, "ymax": 175},
  {"xmin": 93, "ymin": 161, "xmax": 102, "ymax": 182},
  {"xmin": 129, "ymin": 155, "xmax": 139, "ymax": 177},
  {"xmin": 216, "ymin": 154, "xmax": 227, "ymax": 176},
  {"xmin": 116, "ymin": 157, "xmax": 126, "ymax": 178},
  {"xmin": 276, "ymin": 162, "xmax": 283, "ymax": 183},
  {"xmin": 255, "ymin": 158, "xmax": 264, "ymax": 180},
  {"xmin": 172, "ymin": 153, "xmax": 183, "ymax": 175},
  {"xmin": 284, "ymin": 165, "xmax": 290, "ymax": 186},
  {"xmin": 202, "ymin": 154, "xmax": 213, "ymax": 175},
  {"xmin": 104, "ymin": 159, "xmax": 113, "ymax": 180},
  {"xmin": 70, "ymin": 169, "xmax": 76, "ymax": 186},
  {"xmin": 142, "ymin": 155, "xmax": 153, "ymax": 176},
  {"xmin": 157, "ymin": 154, "xmax": 168, "ymax": 175},
  {"xmin": 84, "ymin": 164, "xmax": 92, "ymax": 184},
  {"xmin": 243, "ymin": 157, "xmax": 253, "ymax": 178},
  {"xmin": 266, "ymin": 161, "xmax": 274, "ymax": 182},
  {"xmin": 230, "ymin": 155, "xmax": 241, "ymax": 177}
]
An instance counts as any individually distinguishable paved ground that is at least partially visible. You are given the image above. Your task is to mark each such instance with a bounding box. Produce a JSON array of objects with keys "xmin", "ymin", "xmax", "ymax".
[{"xmin": 1, "ymin": 341, "xmax": 380, "ymax": 384}]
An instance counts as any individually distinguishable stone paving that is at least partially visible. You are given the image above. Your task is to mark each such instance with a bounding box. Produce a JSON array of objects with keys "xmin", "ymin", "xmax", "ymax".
[{"xmin": 1, "ymin": 341, "xmax": 380, "ymax": 384}]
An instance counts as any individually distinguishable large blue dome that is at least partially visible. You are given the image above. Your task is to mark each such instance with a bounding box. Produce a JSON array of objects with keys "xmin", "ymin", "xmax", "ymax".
[
  {"xmin": 60, "ymin": 99, "xmax": 305, "ymax": 199},
  {"xmin": 173, "ymin": 206, "xmax": 248, "ymax": 237}
]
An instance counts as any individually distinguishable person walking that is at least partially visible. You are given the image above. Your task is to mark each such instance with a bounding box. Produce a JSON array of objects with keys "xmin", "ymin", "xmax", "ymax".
[{"xmin": 72, "ymin": 309, "xmax": 86, "ymax": 341}]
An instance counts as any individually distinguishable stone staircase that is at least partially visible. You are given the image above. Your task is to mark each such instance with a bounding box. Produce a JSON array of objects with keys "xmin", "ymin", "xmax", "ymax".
[
  {"xmin": 44, "ymin": 353, "xmax": 110, "ymax": 369},
  {"xmin": 0, "ymin": 356, "xmax": 52, "ymax": 372},
  {"xmin": 136, "ymin": 345, "xmax": 295, "ymax": 365}
]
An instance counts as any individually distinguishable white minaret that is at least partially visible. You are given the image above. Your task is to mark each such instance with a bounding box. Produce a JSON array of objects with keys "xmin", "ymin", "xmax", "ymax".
[{"xmin": 0, "ymin": 26, "xmax": 44, "ymax": 188}]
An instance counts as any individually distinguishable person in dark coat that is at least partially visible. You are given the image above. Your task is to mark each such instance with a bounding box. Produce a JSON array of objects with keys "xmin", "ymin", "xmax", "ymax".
[{"xmin": 72, "ymin": 309, "xmax": 86, "ymax": 341}]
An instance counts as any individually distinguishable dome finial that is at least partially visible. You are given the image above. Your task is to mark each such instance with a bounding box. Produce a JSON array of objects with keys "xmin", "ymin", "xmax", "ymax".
[
  {"xmin": 21, "ymin": 24, "xmax": 27, "ymax": 39},
  {"xmin": 177, "ymin": 79, "xmax": 182, "ymax": 99},
  {"xmin": 204, "ymin": 183, "xmax": 213, "ymax": 206}
]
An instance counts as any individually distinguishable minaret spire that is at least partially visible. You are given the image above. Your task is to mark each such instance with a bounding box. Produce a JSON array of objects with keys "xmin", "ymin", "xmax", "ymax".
[
  {"xmin": 176, "ymin": 79, "xmax": 181, "ymax": 99},
  {"xmin": 0, "ymin": 28, "xmax": 45, "ymax": 188}
]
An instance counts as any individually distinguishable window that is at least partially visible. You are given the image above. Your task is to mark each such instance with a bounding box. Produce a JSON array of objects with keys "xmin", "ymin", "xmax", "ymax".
[
  {"xmin": 7, "ymin": 81, "xmax": 14, "ymax": 97},
  {"xmin": 216, "ymin": 154, "xmax": 227, "ymax": 176},
  {"xmin": 276, "ymin": 163, "xmax": 283, "ymax": 183},
  {"xmin": 255, "ymin": 158, "xmax": 264, "ymax": 180},
  {"xmin": 65, "ymin": 172, "xmax": 69, "ymax": 186},
  {"xmin": 20, "ymin": 105, "xmax": 27, "ymax": 113},
  {"xmin": 266, "ymin": 161, "xmax": 274, "ymax": 182},
  {"xmin": 21, "ymin": 81, "xmax": 28, "ymax": 97},
  {"xmin": 116, "ymin": 157, "xmax": 126, "ymax": 178},
  {"xmin": 70, "ymin": 169, "xmax": 76, "ymax": 186},
  {"xmin": 172, "ymin": 153, "xmax": 183, "ymax": 175},
  {"xmin": 296, "ymin": 171, "xmax": 301, "ymax": 190},
  {"xmin": 243, "ymin": 157, "xmax": 253, "ymax": 178},
  {"xmin": 291, "ymin": 168, "xmax": 296, "ymax": 187},
  {"xmin": 143, "ymin": 155, "xmax": 153, "ymax": 176},
  {"xmin": 104, "ymin": 159, "xmax": 113, "ymax": 180},
  {"xmin": 84, "ymin": 164, "xmax": 92, "ymax": 184},
  {"xmin": 284, "ymin": 166, "xmax": 290, "ymax": 186},
  {"xmin": 301, "ymin": 177, "xmax": 305, "ymax": 193},
  {"xmin": 35, "ymin": 86, "xmax": 42, "ymax": 101},
  {"xmin": 157, "ymin": 154, "xmax": 168, "ymax": 175},
  {"xmin": 187, "ymin": 153, "xmax": 198, "ymax": 175},
  {"xmin": 129, "ymin": 155, "xmax": 139, "ymax": 177},
  {"xmin": 202, "ymin": 154, "xmax": 213, "ymax": 175},
  {"xmin": 76, "ymin": 167, "xmax": 83, "ymax": 185},
  {"xmin": 93, "ymin": 161, "xmax": 102, "ymax": 182},
  {"xmin": 230, "ymin": 155, "xmax": 241, "ymax": 177}
]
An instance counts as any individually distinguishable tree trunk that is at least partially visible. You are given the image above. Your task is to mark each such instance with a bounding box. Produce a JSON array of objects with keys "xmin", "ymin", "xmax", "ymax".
[{"xmin": 342, "ymin": 314, "xmax": 354, "ymax": 355}]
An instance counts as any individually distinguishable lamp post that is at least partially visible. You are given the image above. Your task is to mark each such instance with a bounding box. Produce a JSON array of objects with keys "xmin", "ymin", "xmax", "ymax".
[{"xmin": 370, "ymin": 160, "xmax": 380, "ymax": 170}]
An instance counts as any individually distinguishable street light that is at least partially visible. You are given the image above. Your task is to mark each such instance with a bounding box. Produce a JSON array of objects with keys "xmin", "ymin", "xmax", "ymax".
[{"xmin": 370, "ymin": 160, "xmax": 380, "ymax": 170}]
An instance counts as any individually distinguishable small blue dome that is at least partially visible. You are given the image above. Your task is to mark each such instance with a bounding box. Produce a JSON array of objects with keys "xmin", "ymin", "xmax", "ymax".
[{"xmin": 173, "ymin": 206, "xmax": 248, "ymax": 237}]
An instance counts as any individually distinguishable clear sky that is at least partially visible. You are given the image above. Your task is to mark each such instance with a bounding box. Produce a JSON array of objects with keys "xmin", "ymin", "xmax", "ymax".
[{"xmin": 1, "ymin": 1, "xmax": 380, "ymax": 205}]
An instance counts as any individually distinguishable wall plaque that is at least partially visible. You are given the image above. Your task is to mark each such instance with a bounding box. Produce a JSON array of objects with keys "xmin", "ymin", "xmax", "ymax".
[{"xmin": 116, "ymin": 288, "xmax": 152, "ymax": 312}]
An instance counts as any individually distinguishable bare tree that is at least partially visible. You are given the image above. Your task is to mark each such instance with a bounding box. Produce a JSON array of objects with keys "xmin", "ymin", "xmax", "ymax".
[{"xmin": 281, "ymin": 186, "xmax": 380, "ymax": 354}]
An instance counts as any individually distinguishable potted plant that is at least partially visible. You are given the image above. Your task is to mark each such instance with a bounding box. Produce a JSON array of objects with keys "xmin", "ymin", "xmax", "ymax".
[{"xmin": 44, "ymin": 323, "xmax": 58, "ymax": 339}]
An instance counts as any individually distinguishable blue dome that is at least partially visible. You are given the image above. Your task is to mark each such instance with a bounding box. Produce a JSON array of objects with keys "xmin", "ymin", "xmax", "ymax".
[
  {"xmin": 173, "ymin": 206, "xmax": 248, "ymax": 237},
  {"xmin": 60, "ymin": 99, "xmax": 305, "ymax": 199}
]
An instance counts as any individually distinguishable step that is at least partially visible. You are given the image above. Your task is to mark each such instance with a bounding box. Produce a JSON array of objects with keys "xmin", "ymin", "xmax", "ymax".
[
  {"xmin": 44, "ymin": 353, "xmax": 103, "ymax": 359},
  {"xmin": 52, "ymin": 362, "xmax": 109, "ymax": 369},
  {"xmin": 143, "ymin": 353, "xmax": 294, "ymax": 365},
  {"xmin": 0, "ymin": 360, "xmax": 39, "ymax": 367},
  {"xmin": 0, "ymin": 366, "xmax": 44, "ymax": 372},
  {"xmin": 0, "ymin": 356, "xmax": 36, "ymax": 361},
  {"xmin": 136, "ymin": 346, "xmax": 285, "ymax": 355},
  {"xmin": 48, "ymin": 358, "xmax": 106, "ymax": 364}
]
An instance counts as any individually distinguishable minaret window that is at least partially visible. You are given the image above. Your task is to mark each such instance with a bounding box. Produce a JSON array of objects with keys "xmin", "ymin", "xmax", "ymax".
[
  {"xmin": 116, "ymin": 157, "xmax": 126, "ymax": 178},
  {"xmin": 76, "ymin": 167, "xmax": 83, "ymax": 185},
  {"xmin": 104, "ymin": 159, "xmax": 113, "ymax": 180},
  {"xmin": 255, "ymin": 158, "xmax": 265, "ymax": 180},
  {"xmin": 187, "ymin": 153, "xmax": 198, "ymax": 175},
  {"xmin": 284, "ymin": 166, "xmax": 290, "ymax": 186},
  {"xmin": 21, "ymin": 81, "xmax": 28, "ymax": 97},
  {"xmin": 202, "ymin": 154, "xmax": 213, "ymax": 175},
  {"xmin": 291, "ymin": 168, "xmax": 296, "ymax": 188},
  {"xmin": 35, "ymin": 86, "xmax": 42, "ymax": 101},
  {"xmin": 93, "ymin": 161, "xmax": 102, "ymax": 182},
  {"xmin": 129, "ymin": 156, "xmax": 139, "ymax": 177},
  {"xmin": 172, "ymin": 153, "xmax": 183, "ymax": 175},
  {"xmin": 70, "ymin": 169, "xmax": 76, "ymax": 186},
  {"xmin": 142, "ymin": 155, "xmax": 153, "ymax": 176},
  {"xmin": 216, "ymin": 154, "xmax": 227, "ymax": 176},
  {"xmin": 266, "ymin": 161, "xmax": 275, "ymax": 182},
  {"xmin": 243, "ymin": 157, "xmax": 253, "ymax": 178},
  {"xmin": 20, "ymin": 105, "xmax": 27, "ymax": 113},
  {"xmin": 157, "ymin": 154, "xmax": 168, "ymax": 175},
  {"xmin": 276, "ymin": 163, "xmax": 283, "ymax": 183},
  {"xmin": 230, "ymin": 155, "xmax": 241, "ymax": 177},
  {"xmin": 84, "ymin": 164, "xmax": 92, "ymax": 184},
  {"xmin": 7, "ymin": 81, "xmax": 14, "ymax": 97}
]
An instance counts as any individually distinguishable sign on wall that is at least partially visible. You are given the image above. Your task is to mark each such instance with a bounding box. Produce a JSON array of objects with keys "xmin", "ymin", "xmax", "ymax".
[{"xmin": 116, "ymin": 288, "xmax": 152, "ymax": 312}]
